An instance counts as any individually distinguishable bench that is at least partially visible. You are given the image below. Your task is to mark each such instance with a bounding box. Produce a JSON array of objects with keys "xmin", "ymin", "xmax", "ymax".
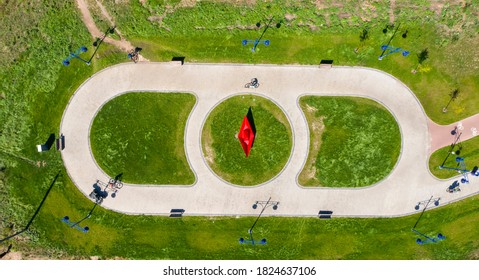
[
  {"xmin": 171, "ymin": 57, "xmax": 185, "ymax": 65},
  {"xmin": 319, "ymin": 59, "xmax": 333, "ymax": 69},
  {"xmin": 169, "ymin": 209, "xmax": 185, "ymax": 218},
  {"xmin": 56, "ymin": 134, "xmax": 65, "ymax": 151},
  {"xmin": 318, "ymin": 210, "xmax": 333, "ymax": 219}
]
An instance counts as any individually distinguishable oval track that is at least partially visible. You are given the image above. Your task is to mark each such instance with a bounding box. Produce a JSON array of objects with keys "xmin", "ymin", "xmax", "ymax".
[{"xmin": 60, "ymin": 63, "xmax": 479, "ymax": 217}]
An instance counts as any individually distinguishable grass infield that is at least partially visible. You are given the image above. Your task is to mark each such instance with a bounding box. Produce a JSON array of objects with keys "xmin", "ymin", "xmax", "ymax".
[
  {"xmin": 90, "ymin": 92, "xmax": 196, "ymax": 185},
  {"xmin": 299, "ymin": 96, "xmax": 401, "ymax": 187},
  {"xmin": 202, "ymin": 94, "xmax": 292, "ymax": 186}
]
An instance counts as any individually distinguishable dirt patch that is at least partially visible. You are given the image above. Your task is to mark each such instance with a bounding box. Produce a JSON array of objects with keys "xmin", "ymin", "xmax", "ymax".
[
  {"xmin": 148, "ymin": 15, "xmax": 164, "ymax": 23},
  {"xmin": 285, "ymin": 13, "xmax": 296, "ymax": 21},
  {"xmin": 178, "ymin": 0, "xmax": 256, "ymax": 7},
  {"xmin": 94, "ymin": 0, "xmax": 116, "ymax": 28},
  {"xmin": 302, "ymin": 165, "xmax": 317, "ymax": 183},
  {"xmin": 308, "ymin": 23, "xmax": 319, "ymax": 31},
  {"xmin": 202, "ymin": 129, "xmax": 216, "ymax": 165},
  {"xmin": 298, "ymin": 105, "xmax": 326, "ymax": 186},
  {"xmin": 204, "ymin": 145, "xmax": 215, "ymax": 165},
  {"xmin": 429, "ymin": 1, "xmax": 445, "ymax": 16},
  {"xmin": 1, "ymin": 251, "xmax": 22, "ymax": 260},
  {"xmin": 315, "ymin": 0, "xmax": 326, "ymax": 10},
  {"xmin": 315, "ymin": 0, "xmax": 343, "ymax": 10},
  {"xmin": 76, "ymin": 0, "xmax": 149, "ymax": 61},
  {"xmin": 310, "ymin": 116, "xmax": 325, "ymax": 151},
  {"xmin": 304, "ymin": 104, "xmax": 317, "ymax": 114},
  {"xmin": 430, "ymin": 0, "xmax": 467, "ymax": 16},
  {"xmin": 467, "ymin": 248, "xmax": 479, "ymax": 260},
  {"xmin": 178, "ymin": 0, "xmax": 197, "ymax": 7},
  {"xmin": 358, "ymin": 1, "xmax": 377, "ymax": 22},
  {"xmin": 338, "ymin": 13, "xmax": 350, "ymax": 19},
  {"xmin": 389, "ymin": 0, "xmax": 395, "ymax": 23}
]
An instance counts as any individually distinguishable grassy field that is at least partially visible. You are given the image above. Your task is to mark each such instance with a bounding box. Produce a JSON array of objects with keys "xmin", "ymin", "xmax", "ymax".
[
  {"xmin": 429, "ymin": 136, "xmax": 479, "ymax": 180},
  {"xmin": 202, "ymin": 95, "xmax": 292, "ymax": 186},
  {"xmin": 1, "ymin": 0, "xmax": 479, "ymax": 260},
  {"xmin": 4, "ymin": 164, "xmax": 479, "ymax": 260},
  {"xmin": 102, "ymin": 0, "xmax": 479, "ymax": 125},
  {"xmin": 299, "ymin": 96, "xmax": 401, "ymax": 187},
  {"xmin": 90, "ymin": 92, "xmax": 196, "ymax": 185}
]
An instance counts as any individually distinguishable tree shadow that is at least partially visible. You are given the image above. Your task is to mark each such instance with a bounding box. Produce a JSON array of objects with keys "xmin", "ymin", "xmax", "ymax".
[
  {"xmin": 417, "ymin": 48, "xmax": 429, "ymax": 64},
  {"xmin": 359, "ymin": 28, "xmax": 369, "ymax": 42}
]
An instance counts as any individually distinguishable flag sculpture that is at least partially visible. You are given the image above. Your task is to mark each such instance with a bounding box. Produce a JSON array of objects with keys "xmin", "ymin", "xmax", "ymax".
[{"xmin": 238, "ymin": 116, "xmax": 255, "ymax": 157}]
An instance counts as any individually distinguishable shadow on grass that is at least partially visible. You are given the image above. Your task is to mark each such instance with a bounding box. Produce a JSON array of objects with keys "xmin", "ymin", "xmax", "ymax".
[
  {"xmin": 0, "ymin": 171, "xmax": 61, "ymax": 243},
  {"xmin": 246, "ymin": 107, "xmax": 257, "ymax": 149},
  {"xmin": 45, "ymin": 133, "xmax": 55, "ymax": 150}
]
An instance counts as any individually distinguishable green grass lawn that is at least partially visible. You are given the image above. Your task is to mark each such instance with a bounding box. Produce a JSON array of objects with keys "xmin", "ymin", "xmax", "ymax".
[
  {"xmin": 6, "ymin": 162, "xmax": 479, "ymax": 260},
  {"xmin": 299, "ymin": 96, "xmax": 401, "ymax": 187},
  {"xmin": 90, "ymin": 92, "xmax": 196, "ymax": 185},
  {"xmin": 3, "ymin": 0, "xmax": 479, "ymax": 260},
  {"xmin": 202, "ymin": 94, "xmax": 292, "ymax": 185},
  {"xmin": 429, "ymin": 136, "xmax": 479, "ymax": 179},
  {"xmin": 102, "ymin": 0, "xmax": 479, "ymax": 125}
]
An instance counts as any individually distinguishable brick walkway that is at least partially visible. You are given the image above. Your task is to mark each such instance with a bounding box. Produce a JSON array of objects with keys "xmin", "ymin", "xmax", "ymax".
[{"xmin": 428, "ymin": 114, "xmax": 479, "ymax": 152}]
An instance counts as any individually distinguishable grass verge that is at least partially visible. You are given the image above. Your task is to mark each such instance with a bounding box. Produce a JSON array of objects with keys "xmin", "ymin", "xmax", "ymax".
[
  {"xmin": 428, "ymin": 136, "xmax": 479, "ymax": 180},
  {"xmin": 7, "ymin": 165, "xmax": 479, "ymax": 260}
]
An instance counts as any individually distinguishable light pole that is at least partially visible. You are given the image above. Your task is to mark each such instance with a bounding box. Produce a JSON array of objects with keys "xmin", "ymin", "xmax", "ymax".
[
  {"xmin": 239, "ymin": 197, "xmax": 279, "ymax": 245},
  {"xmin": 411, "ymin": 196, "xmax": 445, "ymax": 245},
  {"xmin": 61, "ymin": 201, "xmax": 98, "ymax": 233},
  {"xmin": 242, "ymin": 17, "xmax": 274, "ymax": 52},
  {"xmin": 88, "ymin": 26, "xmax": 116, "ymax": 64},
  {"xmin": 63, "ymin": 26, "xmax": 115, "ymax": 66},
  {"xmin": 378, "ymin": 23, "xmax": 409, "ymax": 60}
]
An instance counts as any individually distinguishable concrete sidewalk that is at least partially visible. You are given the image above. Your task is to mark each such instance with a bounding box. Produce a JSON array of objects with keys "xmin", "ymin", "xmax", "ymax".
[{"xmin": 60, "ymin": 62, "xmax": 479, "ymax": 218}]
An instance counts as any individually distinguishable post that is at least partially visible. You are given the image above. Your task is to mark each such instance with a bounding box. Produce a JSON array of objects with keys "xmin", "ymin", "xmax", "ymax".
[{"xmin": 252, "ymin": 17, "xmax": 274, "ymax": 52}]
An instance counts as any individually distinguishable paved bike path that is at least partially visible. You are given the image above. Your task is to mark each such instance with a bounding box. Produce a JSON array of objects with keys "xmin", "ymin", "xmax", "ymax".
[{"xmin": 60, "ymin": 62, "xmax": 479, "ymax": 217}]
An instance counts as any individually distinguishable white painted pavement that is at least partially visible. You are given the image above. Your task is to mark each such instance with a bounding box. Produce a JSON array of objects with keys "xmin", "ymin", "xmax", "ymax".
[{"xmin": 60, "ymin": 62, "xmax": 479, "ymax": 218}]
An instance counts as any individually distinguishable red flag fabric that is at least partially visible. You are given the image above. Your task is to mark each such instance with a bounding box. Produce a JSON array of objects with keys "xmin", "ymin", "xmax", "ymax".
[{"xmin": 238, "ymin": 116, "xmax": 255, "ymax": 157}]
